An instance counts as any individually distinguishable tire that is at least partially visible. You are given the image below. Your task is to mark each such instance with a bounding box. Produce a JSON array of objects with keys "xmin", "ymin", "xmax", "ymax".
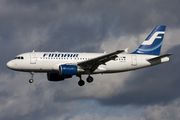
[
  {"xmin": 78, "ymin": 80, "xmax": 85, "ymax": 86},
  {"xmin": 29, "ymin": 79, "xmax": 34, "ymax": 83},
  {"xmin": 86, "ymin": 76, "xmax": 93, "ymax": 83}
]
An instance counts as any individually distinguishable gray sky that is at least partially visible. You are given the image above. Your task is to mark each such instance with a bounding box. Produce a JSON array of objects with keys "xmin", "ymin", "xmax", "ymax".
[{"xmin": 1, "ymin": 0, "xmax": 180, "ymax": 120}]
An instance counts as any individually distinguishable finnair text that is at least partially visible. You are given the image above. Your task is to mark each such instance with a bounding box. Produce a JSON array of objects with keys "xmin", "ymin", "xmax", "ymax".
[{"xmin": 43, "ymin": 53, "xmax": 79, "ymax": 58}]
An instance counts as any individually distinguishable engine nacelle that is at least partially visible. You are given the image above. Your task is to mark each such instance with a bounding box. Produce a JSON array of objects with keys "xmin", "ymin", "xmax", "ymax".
[
  {"xmin": 59, "ymin": 64, "xmax": 78, "ymax": 75},
  {"xmin": 47, "ymin": 73, "xmax": 72, "ymax": 81}
]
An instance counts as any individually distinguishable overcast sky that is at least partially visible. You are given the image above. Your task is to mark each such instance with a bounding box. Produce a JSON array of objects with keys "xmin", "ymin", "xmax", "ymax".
[{"xmin": 1, "ymin": 0, "xmax": 180, "ymax": 120}]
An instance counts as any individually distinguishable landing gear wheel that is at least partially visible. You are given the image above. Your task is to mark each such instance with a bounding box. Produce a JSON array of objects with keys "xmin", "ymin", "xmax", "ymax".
[
  {"xmin": 77, "ymin": 75, "xmax": 85, "ymax": 86},
  {"xmin": 29, "ymin": 79, "xmax": 34, "ymax": 83},
  {"xmin": 78, "ymin": 80, "xmax": 85, "ymax": 86},
  {"xmin": 86, "ymin": 76, "xmax": 93, "ymax": 83}
]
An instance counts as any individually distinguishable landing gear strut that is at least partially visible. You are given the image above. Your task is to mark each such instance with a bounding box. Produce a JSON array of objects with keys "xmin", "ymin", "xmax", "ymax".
[
  {"xmin": 77, "ymin": 75, "xmax": 85, "ymax": 86},
  {"xmin": 29, "ymin": 72, "xmax": 34, "ymax": 83}
]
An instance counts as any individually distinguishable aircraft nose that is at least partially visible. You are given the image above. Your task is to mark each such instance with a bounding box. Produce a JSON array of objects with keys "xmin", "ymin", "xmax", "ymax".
[{"xmin": 6, "ymin": 61, "xmax": 12, "ymax": 68}]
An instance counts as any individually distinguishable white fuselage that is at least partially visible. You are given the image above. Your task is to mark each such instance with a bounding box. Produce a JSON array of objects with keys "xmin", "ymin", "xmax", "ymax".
[{"xmin": 6, "ymin": 52, "xmax": 170, "ymax": 74}]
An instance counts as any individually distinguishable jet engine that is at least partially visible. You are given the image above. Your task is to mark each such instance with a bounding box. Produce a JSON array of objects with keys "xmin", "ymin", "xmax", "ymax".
[{"xmin": 59, "ymin": 64, "xmax": 78, "ymax": 75}]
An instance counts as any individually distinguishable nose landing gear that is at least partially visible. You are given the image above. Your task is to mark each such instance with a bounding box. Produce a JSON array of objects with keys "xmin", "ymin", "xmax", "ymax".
[{"xmin": 29, "ymin": 72, "xmax": 34, "ymax": 83}]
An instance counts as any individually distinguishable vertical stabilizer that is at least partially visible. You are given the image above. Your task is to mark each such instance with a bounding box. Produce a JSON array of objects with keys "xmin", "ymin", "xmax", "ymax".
[{"xmin": 132, "ymin": 26, "xmax": 166, "ymax": 55}]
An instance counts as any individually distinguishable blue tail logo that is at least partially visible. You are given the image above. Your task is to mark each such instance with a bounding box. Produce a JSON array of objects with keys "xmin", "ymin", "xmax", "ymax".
[{"xmin": 132, "ymin": 25, "xmax": 166, "ymax": 55}]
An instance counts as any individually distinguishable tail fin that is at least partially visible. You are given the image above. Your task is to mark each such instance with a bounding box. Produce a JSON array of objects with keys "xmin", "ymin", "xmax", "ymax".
[{"xmin": 132, "ymin": 25, "xmax": 166, "ymax": 55}]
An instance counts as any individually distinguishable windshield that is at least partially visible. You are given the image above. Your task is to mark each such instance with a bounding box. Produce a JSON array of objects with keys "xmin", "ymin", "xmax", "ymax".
[{"xmin": 14, "ymin": 56, "xmax": 24, "ymax": 59}]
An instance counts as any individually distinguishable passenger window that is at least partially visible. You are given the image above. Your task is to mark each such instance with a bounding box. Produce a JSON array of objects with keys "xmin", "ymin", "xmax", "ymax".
[{"xmin": 21, "ymin": 57, "xmax": 24, "ymax": 59}]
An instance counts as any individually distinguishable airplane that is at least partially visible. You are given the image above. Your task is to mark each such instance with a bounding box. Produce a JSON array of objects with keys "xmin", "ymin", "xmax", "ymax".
[{"xmin": 6, "ymin": 25, "xmax": 172, "ymax": 86}]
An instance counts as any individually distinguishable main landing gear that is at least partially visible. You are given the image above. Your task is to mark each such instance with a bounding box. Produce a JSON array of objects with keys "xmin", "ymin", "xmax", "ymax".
[
  {"xmin": 77, "ymin": 75, "xmax": 94, "ymax": 86},
  {"xmin": 29, "ymin": 72, "xmax": 34, "ymax": 83},
  {"xmin": 86, "ymin": 75, "xmax": 93, "ymax": 83}
]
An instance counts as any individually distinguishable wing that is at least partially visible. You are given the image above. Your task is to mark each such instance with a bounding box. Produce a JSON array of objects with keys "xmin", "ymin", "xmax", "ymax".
[{"xmin": 77, "ymin": 50, "xmax": 125, "ymax": 72}]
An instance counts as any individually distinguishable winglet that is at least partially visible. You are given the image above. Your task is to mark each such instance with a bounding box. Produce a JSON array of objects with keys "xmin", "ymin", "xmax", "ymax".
[{"xmin": 125, "ymin": 48, "xmax": 129, "ymax": 54}]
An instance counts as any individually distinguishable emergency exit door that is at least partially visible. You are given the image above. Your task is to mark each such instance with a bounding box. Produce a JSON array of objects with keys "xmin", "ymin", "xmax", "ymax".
[{"xmin": 131, "ymin": 55, "xmax": 137, "ymax": 66}]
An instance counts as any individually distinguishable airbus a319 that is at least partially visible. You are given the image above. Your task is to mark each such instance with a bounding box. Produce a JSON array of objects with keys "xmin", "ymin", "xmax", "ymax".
[{"xmin": 7, "ymin": 26, "xmax": 172, "ymax": 86}]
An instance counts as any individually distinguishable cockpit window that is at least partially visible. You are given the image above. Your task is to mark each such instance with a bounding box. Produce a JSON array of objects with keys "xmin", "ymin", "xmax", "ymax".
[{"xmin": 14, "ymin": 56, "xmax": 24, "ymax": 60}]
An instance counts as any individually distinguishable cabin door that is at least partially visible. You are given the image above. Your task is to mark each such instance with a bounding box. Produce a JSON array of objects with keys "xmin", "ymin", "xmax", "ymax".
[
  {"xmin": 131, "ymin": 55, "xmax": 137, "ymax": 66},
  {"xmin": 30, "ymin": 53, "xmax": 36, "ymax": 64}
]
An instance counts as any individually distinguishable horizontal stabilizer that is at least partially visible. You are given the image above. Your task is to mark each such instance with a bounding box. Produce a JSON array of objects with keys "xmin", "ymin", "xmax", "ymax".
[{"xmin": 147, "ymin": 53, "xmax": 172, "ymax": 61}]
